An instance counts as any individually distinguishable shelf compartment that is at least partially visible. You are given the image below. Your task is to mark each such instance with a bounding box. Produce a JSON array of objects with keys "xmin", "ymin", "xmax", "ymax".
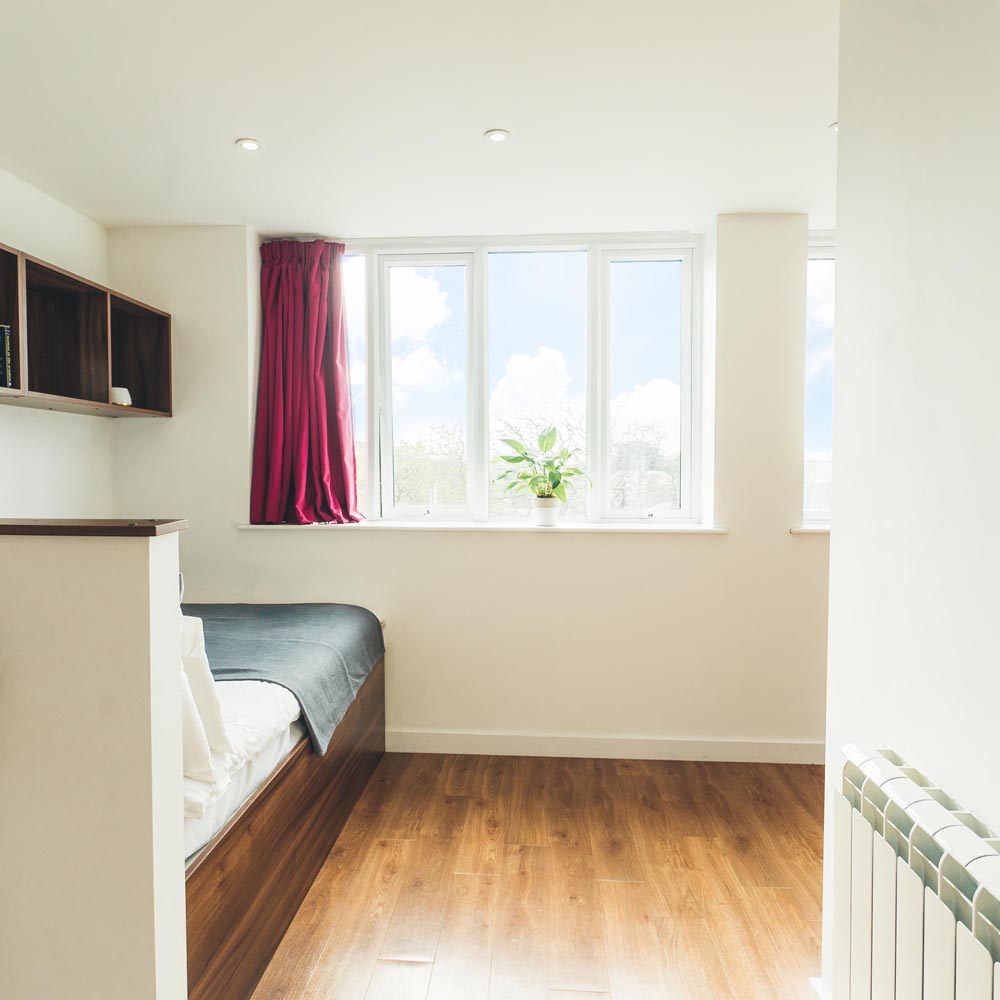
[
  {"xmin": 1, "ymin": 391, "xmax": 168, "ymax": 417},
  {"xmin": 111, "ymin": 296, "xmax": 171, "ymax": 414},
  {"xmin": 0, "ymin": 247, "xmax": 21, "ymax": 393},
  {"xmin": 26, "ymin": 260, "xmax": 109, "ymax": 403},
  {"xmin": 0, "ymin": 244, "xmax": 171, "ymax": 419}
]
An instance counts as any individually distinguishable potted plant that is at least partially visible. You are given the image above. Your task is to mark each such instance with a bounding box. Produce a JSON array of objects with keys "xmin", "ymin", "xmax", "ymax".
[{"xmin": 494, "ymin": 426, "xmax": 585, "ymax": 526}]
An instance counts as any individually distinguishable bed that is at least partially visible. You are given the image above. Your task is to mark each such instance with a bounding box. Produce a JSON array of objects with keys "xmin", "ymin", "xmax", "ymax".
[
  {"xmin": 181, "ymin": 603, "xmax": 386, "ymax": 1000},
  {"xmin": 184, "ymin": 679, "xmax": 306, "ymax": 860}
]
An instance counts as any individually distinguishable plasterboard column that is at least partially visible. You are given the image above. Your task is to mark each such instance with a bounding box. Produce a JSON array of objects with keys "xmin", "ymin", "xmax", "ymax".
[
  {"xmin": 713, "ymin": 213, "xmax": 807, "ymax": 533},
  {"xmin": 0, "ymin": 526, "xmax": 187, "ymax": 1000}
]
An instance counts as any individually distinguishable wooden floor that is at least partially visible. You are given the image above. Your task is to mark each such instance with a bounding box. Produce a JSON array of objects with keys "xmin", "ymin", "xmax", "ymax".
[{"xmin": 252, "ymin": 754, "xmax": 824, "ymax": 1000}]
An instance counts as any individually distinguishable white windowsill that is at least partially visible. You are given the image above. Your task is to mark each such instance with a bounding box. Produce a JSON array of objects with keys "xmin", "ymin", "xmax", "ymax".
[
  {"xmin": 790, "ymin": 525, "xmax": 831, "ymax": 534},
  {"xmin": 238, "ymin": 520, "xmax": 728, "ymax": 535}
]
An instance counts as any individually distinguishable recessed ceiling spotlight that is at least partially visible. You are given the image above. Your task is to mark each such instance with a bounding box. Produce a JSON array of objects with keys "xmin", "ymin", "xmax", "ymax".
[
  {"xmin": 829, "ymin": 121, "xmax": 839, "ymax": 133},
  {"xmin": 235, "ymin": 137, "xmax": 262, "ymax": 151},
  {"xmin": 484, "ymin": 128, "xmax": 510, "ymax": 143}
]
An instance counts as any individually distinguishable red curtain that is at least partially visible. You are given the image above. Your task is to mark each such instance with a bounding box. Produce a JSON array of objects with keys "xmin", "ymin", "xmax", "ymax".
[{"xmin": 250, "ymin": 240, "xmax": 362, "ymax": 524}]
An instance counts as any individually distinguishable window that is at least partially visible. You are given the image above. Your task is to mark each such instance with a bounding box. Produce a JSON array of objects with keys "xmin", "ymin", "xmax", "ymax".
[
  {"xmin": 344, "ymin": 236, "xmax": 700, "ymax": 524},
  {"xmin": 343, "ymin": 253, "xmax": 368, "ymax": 514},
  {"xmin": 605, "ymin": 254, "xmax": 689, "ymax": 517},
  {"xmin": 379, "ymin": 256, "xmax": 471, "ymax": 518},
  {"xmin": 804, "ymin": 248, "xmax": 835, "ymax": 522},
  {"xmin": 488, "ymin": 251, "xmax": 587, "ymax": 520}
]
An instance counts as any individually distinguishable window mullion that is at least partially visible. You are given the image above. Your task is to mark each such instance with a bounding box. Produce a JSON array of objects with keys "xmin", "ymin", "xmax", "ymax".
[
  {"xmin": 679, "ymin": 248, "xmax": 693, "ymax": 518},
  {"xmin": 363, "ymin": 236, "xmax": 700, "ymax": 526},
  {"xmin": 364, "ymin": 251, "xmax": 380, "ymax": 519},
  {"xmin": 468, "ymin": 248, "xmax": 488, "ymax": 520},
  {"xmin": 686, "ymin": 245, "xmax": 703, "ymax": 523},
  {"xmin": 585, "ymin": 245, "xmax": 605, "ymax": 523},
  {"xmin": 376, "ymin": 255, "xmax": 395, "ymax": 517}
]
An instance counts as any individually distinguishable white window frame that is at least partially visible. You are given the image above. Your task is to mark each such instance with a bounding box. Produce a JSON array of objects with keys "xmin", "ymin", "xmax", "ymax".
[
  {"xmin": 376, "ymin": 252, "xmax": 478, "ymax": 521},
  {"xmin": 803, "ymin": 235, "xmax": 836, "ymax": 525},
  {"xmin": 595, "ymin": 247, "xmax": 698, "ymax": 522},
  {"xmin": 349, "ymin": 233, "xmax": 702, "ymax": 525}
]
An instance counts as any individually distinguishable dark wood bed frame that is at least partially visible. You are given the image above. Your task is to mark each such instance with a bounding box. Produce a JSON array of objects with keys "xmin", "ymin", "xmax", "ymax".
[{"xmin": 185, "ymin": 657, "xmax": 385, "ymax": 1000}]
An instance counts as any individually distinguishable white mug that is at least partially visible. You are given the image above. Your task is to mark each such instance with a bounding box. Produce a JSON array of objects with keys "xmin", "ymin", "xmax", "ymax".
[{"xmin": 111, "ymin": 386, "xmax": 133, "ymax": 406}]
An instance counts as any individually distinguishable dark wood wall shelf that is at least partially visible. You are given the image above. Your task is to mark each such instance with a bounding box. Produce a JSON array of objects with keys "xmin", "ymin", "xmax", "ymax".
[
  {"xmin": 0, "ymin": 246, "xmax": 24, "ymax": 398},
  {"xmin": 0, "ymin": 241, "xmax": 171, "ymax": 418},
  {"xmin": 0, "ymin": 518, "xmax": 188, "ymax": 536}
]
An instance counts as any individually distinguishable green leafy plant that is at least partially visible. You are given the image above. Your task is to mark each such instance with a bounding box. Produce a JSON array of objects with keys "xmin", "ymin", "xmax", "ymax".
[{"xmin": 494, "ymin": 426, "xmax": 585, "ymax": 502}]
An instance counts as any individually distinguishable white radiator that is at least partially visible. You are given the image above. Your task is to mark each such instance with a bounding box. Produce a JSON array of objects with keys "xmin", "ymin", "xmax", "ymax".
[{"xmin": 833, "ymin": 745, "xmax": 1000, "ymax": 1000}]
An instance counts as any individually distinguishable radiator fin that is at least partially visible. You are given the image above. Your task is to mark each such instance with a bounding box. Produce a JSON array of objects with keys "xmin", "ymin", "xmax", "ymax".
[
  {"xmin": 897, "ymin": 860, "xmax": 925, "ymax": 1000},
  {"xmin": 955, "ymin": 923, "xmax": 992, "ymax": 999},
  {"xmin": 835, "ymin": 744, "xmax": 1000, "ymax": 1000},
  {"xmin": 871, "ymin": 833, "xmax": 897, "ymax": 1000},
  {"xmin": 924, "ymin": 887, "xmax": 957, "ymax": 1000},
  {"xmin": 834, "ymin": 792, "xmax": 854, "ymax": 1000},
  {"xmin": 851, "ymin": 810, "xmax": 875, "ymax": 1000}
]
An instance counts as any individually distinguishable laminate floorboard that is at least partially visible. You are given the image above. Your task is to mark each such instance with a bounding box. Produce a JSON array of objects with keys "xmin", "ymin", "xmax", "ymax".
[{"xmin": 252, "ymin": 754, "xmax": 823, "ymax": 1000}]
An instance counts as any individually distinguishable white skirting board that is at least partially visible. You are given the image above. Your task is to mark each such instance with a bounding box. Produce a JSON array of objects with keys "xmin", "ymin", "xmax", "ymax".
[
  {"xmin": 387, "ymin": 727, "xmax": 825, "ymax": 763},
  {"xmin": 810, "ymin": 978, "xmax": 831, "ymax": 1000}
]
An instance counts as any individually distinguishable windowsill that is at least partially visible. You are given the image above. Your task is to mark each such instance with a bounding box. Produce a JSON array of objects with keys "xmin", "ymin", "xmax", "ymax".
[
  {"xmin": 790, "ymin": 525, "xmax": 831, "ymax": 534},
  {"xmin": 238, "ymin": 520, "xmax": 728, "ymax": 535}
]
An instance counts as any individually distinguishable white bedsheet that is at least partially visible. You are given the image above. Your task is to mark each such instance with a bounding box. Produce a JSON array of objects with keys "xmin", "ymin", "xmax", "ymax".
[{"xmin": 184, "ymin": 680, "xmax": 303, "ymax": 861}]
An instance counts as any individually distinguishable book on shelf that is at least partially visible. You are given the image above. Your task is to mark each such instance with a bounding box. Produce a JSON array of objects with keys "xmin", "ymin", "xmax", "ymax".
[{"xmin": 1, "ymin": 324, "xmax": 11, "ymax": 389}]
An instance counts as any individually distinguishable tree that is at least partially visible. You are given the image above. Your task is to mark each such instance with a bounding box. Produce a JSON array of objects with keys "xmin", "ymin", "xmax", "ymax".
[
  {"xmin": 389, "ymin": 406, "xmax": 680, "ymax": 516},
  {"xmin": 393, "ymin": 425, "xmax": 467, "ymax": 508}
]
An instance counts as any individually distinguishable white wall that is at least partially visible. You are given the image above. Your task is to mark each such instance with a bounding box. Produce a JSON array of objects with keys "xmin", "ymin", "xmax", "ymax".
[
  {"xmin": 108, "ymin": 227, "xmax": 256, "ymax": 549},
  {"xmin": 0, "ymin": 167, "xmax": 114, "ymax": 517},
  {"xmin": 0, "ymin": 532, "xmax": 186, "ymax": 1000},
  {"xmin": 109, "ymin": 216, "xmax": 830, "ymax": 761},
  {"xmin": 819, "ymin": 0, "xmax": 1000, "ymax": 991}
]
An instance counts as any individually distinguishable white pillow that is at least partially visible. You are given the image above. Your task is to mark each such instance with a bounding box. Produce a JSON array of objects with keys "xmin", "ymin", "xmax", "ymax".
[
  {"xmin": 184, "ymin": 776, "xmax": 212, "ymax": 819},
  {"xmin": 180, "ymin": 615, "xmax": 234, "ymax": 760},
  {"xmin": 181, "ymin": 670, "xmax": 215, "ymax": 783}
]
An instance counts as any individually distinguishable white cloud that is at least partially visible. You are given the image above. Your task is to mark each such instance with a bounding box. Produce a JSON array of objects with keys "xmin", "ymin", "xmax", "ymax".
[
  {"xmin": 392, "ymin": 345, "xmax": 459, "ymax": 402},
  {"xmin": 490, "ymin": 348, "xmax": 681, "ymax": 441},
  {"xmin": 808, "ymin": 258, "xmax": 836, "ymax": 323},
  {"xmin": 808, "ymin": 258, "xmax": 836, "ymax": 333},
  {"xmin": 812, "ymin": 302, "xmax": 835, "ymax": 328},
  {"xmin": 611, "ymin": 378, "xmax": 681, "ymax": 453},
  {"xmin": 342, "ymin": 261, "xmax": 459, "ymax": 408},
  {"xmin": 488, "ymin": 347, "xmax": 680, "ymax": 457},
  {"xmin": 488, "ymin": 348, "xmax": 586, "ymax": 453},
  {"xmin": 343, "ymin": 254, "xmax": 366, "ymax": 353},
  {"xmin": 490, "ymin": 347, "xmax": 574, "ymax": 423},
  {"xmin": 393, "ymin": 414, "xmax": 454, "ymax": 444},
  {"xmin": 806, "ymin": 343, "xmax": 834, "ymax": 383},
  {"xmin": 390, "ymin": 267, "xmax": 450, "ymax": 343}
]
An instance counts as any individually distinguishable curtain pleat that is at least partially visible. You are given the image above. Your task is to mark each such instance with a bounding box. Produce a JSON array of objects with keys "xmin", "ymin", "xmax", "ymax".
[{"xmin": 250, "ymin": 239, "xmax": 362, "ymax": 524}]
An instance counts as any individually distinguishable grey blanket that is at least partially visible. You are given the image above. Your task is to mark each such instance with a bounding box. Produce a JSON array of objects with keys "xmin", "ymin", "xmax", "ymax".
[{"xmin": 181, "ymin": 603, "xmax": 384, "ymax": 756}]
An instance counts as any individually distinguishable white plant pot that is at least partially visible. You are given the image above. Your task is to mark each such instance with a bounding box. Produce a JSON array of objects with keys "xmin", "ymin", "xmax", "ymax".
[{"xmin": 532, "ymin": 497, "xmax": 560, "ymax": 527}]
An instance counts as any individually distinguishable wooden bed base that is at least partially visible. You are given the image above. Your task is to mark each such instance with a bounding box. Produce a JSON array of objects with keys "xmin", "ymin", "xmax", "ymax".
[{"xmin": 185, "ymin": 657, "xmax": 385, "ymax": 1000}]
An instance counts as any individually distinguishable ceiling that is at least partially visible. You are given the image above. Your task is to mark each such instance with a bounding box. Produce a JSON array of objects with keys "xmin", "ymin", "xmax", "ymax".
[{"xmin": 0, "ymin": 1, "xmax": 839, "ymax": 237}]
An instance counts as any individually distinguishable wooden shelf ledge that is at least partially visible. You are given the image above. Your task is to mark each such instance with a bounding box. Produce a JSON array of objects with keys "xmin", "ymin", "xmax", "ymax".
[
  {"xmin": 0, "ymin": 389, "xmax": 170, "ymax": 417},
  {"xmin": 0, "ymin": 239, "xmax": 172, "ymax": 417},
  {"xmin": 0, "ymin": 518, "xmax": 188, "ymax": 537}
]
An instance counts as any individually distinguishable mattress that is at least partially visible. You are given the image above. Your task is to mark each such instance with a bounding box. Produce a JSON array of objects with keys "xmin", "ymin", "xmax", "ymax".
[
  {"xmin": 182, "ymin": 603, "xmax": 384, "ymax": 756},
  {"xmin": 185, "ymin": 679, "xmax": 304, "ymax": 862}
]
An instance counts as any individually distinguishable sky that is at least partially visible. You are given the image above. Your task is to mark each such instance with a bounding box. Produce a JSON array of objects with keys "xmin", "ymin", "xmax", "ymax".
[
  {"xmin": 805, "ymin": 257, "xmax": 835, "ymax": 460},
  {"xmin": 387, "ymin": 263, "xmax": 467, "ymax": 444},
  {"xmin": 345, "ymin": 251, "xmax": 684, "ymax": 445},
  {"xmin": 343, "ymin": 254, "xmax": 367, "ymax": 449},
  {"xmin": 343, "ymin": 250, "xmax": 835, "ymax": 504}
]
